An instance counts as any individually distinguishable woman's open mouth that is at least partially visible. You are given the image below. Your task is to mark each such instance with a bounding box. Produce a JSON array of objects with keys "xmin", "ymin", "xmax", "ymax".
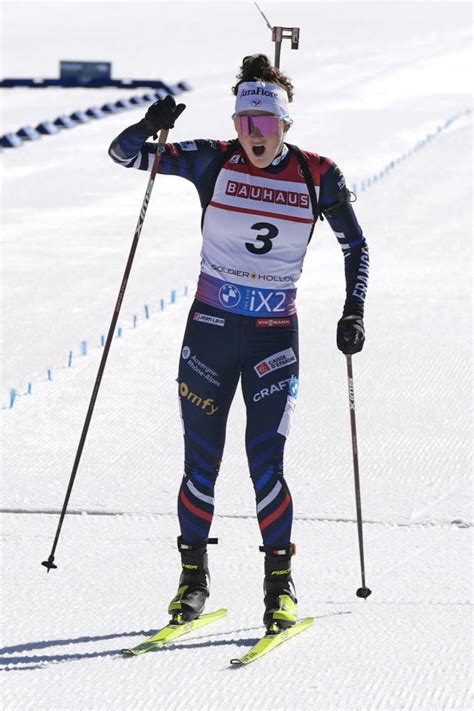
[{"xmin": 252, "ymin": 145, "xmax": 266, "ymax": 156}]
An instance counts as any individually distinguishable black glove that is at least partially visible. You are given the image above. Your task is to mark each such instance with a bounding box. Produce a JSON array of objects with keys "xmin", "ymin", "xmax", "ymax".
[
  {"xmin": 143, "ymin": 95, "xmax": 186, "ymax": 136},
  {"xmin": 337, "ymin": 314, "xmax": 365, "ymax": 354}
]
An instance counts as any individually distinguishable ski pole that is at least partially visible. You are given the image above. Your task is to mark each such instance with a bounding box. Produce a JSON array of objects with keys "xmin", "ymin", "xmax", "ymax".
[
  {"xmin": 345, "ymin": 355, "xmax": 372, "ymax": 599},
  {"xmin": 41, "ymin": 128, "xmax": 169, "ymax": 572}
]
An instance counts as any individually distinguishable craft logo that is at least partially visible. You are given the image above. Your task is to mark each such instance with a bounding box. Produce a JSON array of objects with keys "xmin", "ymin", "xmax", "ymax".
[
  {"xmin": 218, "ymin": 283, "xmax": 241, "ymax": 308},
  {"xmin": 193, "ymin": 312, "xmax": 225, "ymax": 327},
  {"xmin": 251, "ymin": 99, "xmax": 262, "ymax": 106},
  {"xmin": 225, "ymin": 180, "xmax": 309, "ymax": 209},
  {"xmin": 254, "ymin": 348, "xmax": 297, "ymax": 378},
  {"xmin": 253, "ymin": 378, "xmax": 290, "ymax": 402}
]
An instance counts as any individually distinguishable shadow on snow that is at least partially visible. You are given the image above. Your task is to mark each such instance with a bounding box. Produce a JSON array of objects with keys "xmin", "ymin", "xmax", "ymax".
[
  {"xmin": 0, "ymin": 626, "xmax": 261, "ymax": 670},
  {"xmin": 0, "ymin": 611, "xmax": 351, "ymax": 670}
]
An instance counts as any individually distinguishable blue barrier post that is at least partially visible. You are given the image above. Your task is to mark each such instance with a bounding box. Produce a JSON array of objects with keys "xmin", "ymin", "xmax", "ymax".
[
  {"xmin": 100, "ymin": 335, "xmax": 105, "ymax": 346},
  {"xmin": 117, "ymin": 327, "xmax": 122, "ymax": 337},
  {"xmin": 171, "ymin": 289, "xmax": 176, "ymax": 304},
  {"xmin": 27, "ymin": 383, "xmax": 32, "ymax": 394},
  {"xmin": 9, "ymin": 389, "xmax": 17, "ymax": 407},
  {"xmin": 133, "ymin": 315, "xmax": 138, "ymax": 328},
  {"xmin": 144, "ymin": 304, "xmax": 150, "ymax": 319},
  {"xmin": 48, "ymin": 369, "xmax": 53, "ymax": 381},
  {"xmin": 68, "ymin": 351, "xmax": 73, "ymax": 367},
  {"xmin": 160, "ymin": 299, "xmax": 165, "ymax": 311},
  {"xmin": 81, "ymin": 341, "xmax": 88, "ymax": 356}
]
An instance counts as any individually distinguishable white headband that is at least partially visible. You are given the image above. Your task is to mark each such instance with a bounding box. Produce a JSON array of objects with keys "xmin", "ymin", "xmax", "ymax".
[{"xmin": 233, "ymin": 81, "xmax": 291, "ymax": 120}]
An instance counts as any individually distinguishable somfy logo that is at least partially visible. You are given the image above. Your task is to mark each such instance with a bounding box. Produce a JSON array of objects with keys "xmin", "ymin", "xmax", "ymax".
[{"xmin": 179, "ymin": 382, "xmax": 219, "ymax": 416}]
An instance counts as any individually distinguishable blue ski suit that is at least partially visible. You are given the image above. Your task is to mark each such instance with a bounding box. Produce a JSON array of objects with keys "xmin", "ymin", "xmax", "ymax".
[{"xmin": 109, "ymin": 123, "xmax": 369, "ymax": 547}]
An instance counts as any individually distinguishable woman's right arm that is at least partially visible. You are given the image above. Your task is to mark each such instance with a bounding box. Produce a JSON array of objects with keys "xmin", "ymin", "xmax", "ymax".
[
  {"xmin": 108, "ymin": 118, "xmax": 160, "ymax": 170},
  {"xmin": 108, "ymin": 94, "xmax": 192, "ymax": 175},
  {"xmin": 108, "ymin": 122, "xmax": 236, "ymax": 192},
  {"xmin": 108, "ymin": 118, "xmax": 182, "ymax": 173}
]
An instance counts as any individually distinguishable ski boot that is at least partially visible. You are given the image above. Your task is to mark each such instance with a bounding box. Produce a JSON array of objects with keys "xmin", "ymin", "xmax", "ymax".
[
  {"xmin": 168, "ymin": 537, "xmax": 212, "ymax": 623},
  {"xmin": 261, "ymin": 544, "xmax": 298, "ymax": 635}
]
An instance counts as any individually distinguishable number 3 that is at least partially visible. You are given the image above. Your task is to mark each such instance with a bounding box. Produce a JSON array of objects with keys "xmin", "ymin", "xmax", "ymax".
[{"xmin": 245, "ymin": 222, "xmax": 279, "ymax": 255}]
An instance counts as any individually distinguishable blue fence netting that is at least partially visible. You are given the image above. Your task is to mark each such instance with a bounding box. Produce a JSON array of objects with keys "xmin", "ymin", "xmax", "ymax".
[
  {"xmin": 3, "ymin": 286, "xmax": 192, "ymax": 410},
  {"xmin": 0, "ymin": 81, "xmax": 191, "ymax": 149},
  {"xmin": 349, "ymin": 108, "xmax": 472, "ymax": 195}
]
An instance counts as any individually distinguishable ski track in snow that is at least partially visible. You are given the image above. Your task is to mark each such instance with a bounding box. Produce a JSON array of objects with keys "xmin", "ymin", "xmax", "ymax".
[
  {"xmin": 1, "ymin": 513, "xmax": 472, "ymax": 710},
  {"xmin": 1, "ymin": 2, "xmax": 472, "ymax": 710}
]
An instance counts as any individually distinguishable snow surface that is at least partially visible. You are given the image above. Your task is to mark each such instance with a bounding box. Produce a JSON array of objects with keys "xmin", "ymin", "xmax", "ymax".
[{"xmin": 1, "ymin": 2, "xmax": 472, "ymax": 710}]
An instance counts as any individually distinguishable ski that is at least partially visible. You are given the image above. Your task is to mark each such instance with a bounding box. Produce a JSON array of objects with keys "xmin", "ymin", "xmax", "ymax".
[
  {"xmin": 122, "ymin": 608, "xmax": 228, "ymax": 656},
  {"xmin": 230, "ymin": 617, "xmax": 314, "ymax": 666}
]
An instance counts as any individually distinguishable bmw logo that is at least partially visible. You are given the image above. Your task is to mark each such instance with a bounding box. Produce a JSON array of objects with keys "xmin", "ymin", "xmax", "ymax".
[{"xmin": 218, "ymin": 283, "xmax": 241, "ymax": 308}]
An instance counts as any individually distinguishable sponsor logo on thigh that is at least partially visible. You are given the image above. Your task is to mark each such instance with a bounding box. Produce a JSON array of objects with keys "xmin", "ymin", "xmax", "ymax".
[
  {"xmin": 181, "ymin": 346, "xmax": 221, "ymax": 387},
  {"xmin": 179, "ymin": 381, "xmax": 219, "ymax": 416},
  {"xmin": 254, "ymin": 347, "xmax": 297, "ymax": 378},
  {"xmin": 253, "ymin": 374, "xmax": 299, "ymax": 403}
]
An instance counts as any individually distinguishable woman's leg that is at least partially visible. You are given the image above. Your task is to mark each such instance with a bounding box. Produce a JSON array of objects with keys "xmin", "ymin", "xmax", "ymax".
[
  {"xmin": 241, "ymin": 314, "xmax": 300, "ymax": 630},
  {"xmin": 241, "ymin": 315, "xmax": 299, "ymax": 548},
  {"xmin": 177, "ymin": 303, "xmax": 241, "ymax": 544},
  {"xmin": 170, "ymin": 303, "xmax": 241, "ymax": 620}
]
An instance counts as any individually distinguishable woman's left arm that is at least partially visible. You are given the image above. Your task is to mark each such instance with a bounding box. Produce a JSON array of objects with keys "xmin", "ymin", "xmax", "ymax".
[{"xmin": 320, "ymin": 161, "xmax": 369, "ymax": 353}]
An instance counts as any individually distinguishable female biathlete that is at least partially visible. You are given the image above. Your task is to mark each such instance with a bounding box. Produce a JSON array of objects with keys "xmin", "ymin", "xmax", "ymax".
[{"xmin": 109, "ymin": 55, "xmax": 369, "ymax": 634}]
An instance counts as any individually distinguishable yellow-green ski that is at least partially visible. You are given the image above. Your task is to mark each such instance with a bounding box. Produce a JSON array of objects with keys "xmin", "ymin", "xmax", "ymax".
[
  {"xmin": 230, "ymin": 617, "xmax": 314, "ymax": 666},
  {"xmin": 122, "ymin": 608, "xmax": 227, "ymax": 656}
]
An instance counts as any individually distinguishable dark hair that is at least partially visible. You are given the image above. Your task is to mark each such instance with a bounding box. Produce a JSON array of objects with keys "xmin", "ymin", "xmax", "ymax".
[{"xmin": 232, "ymin": 54, "xmax": 294, "ymax": 102}]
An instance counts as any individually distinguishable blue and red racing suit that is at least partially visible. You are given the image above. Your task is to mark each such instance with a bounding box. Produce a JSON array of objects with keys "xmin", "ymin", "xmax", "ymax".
[{"xmin": 109, "ymin": 123, "xmax": 369, "ymax": 547}]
